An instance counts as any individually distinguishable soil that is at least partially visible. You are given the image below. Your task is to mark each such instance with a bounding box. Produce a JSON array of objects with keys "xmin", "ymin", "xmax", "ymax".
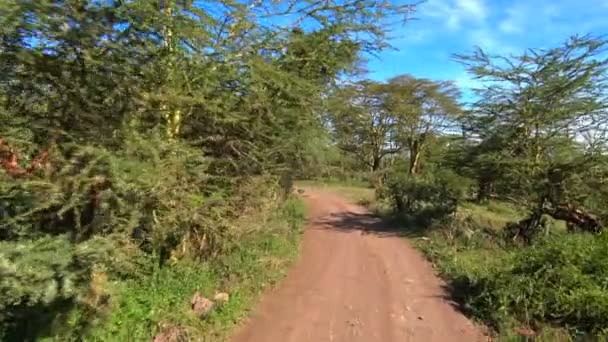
[{"xmin": 231, "ymin": 189, "xmax": 489, "ymax": 342}]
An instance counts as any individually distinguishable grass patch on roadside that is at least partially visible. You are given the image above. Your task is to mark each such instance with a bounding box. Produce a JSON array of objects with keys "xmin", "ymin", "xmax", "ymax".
[
  {"xmin": 42, "ymin": 197, "xmax": 306, "ymax": 342},
  {"xmin": 294, "ymin": 180, "xmax": 375, "ymax": 206},
  {"xmin": 407, "ymin": 201, "xmax": 608, "ymax": 340}
]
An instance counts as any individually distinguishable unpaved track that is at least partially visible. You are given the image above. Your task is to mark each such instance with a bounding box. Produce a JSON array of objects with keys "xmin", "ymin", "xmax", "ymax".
[{"xmin": 232, "ymin": 189, "xmax": 488, "ymax": 342}]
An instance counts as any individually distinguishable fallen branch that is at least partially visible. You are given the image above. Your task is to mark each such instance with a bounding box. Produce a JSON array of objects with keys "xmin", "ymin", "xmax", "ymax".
[
  {"xmin": 544, "ymin": 203, "xmax": 602, "ymax": 233},
  {"xmin": 505, "ymin": 199, "xmax": 603, "ymax": 244}
]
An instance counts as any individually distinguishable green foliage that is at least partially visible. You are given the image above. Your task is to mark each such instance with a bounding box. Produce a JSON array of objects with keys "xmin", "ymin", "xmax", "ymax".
[
  {"xmin": 0, "ymin": 0, "xmax": 415, "ymax": 338},
  {"xmin": 0, "ymin": 235, "xmax": 145, "ymax": 341},
  {"xmin": 0, "ymin": 133, "xmax": 223, "ymax": 252},
  {"xmin": 378, "ymin": 163, "xmax": 472, "ymax": 223},
  {"xmin": 80, "ymin": 198, "xmax": 305, "ymax": 342},
  {"xmin": 409, "ymin": 198, "xmax": 608, "ymax": 339},
  {"xmin": 0, "ymin": 134, "xmax": 216, "ymax": 339},
  {"xmin": 426, "ymin": 233, "xmax": 608, "ymax": 337},
  {"xmin": 328, "ymin": 75, "xmax": 461, "ymax": 172},
  {"xmin": 453, "ymin": 35, "xmax": 608, "ymax": 205}
]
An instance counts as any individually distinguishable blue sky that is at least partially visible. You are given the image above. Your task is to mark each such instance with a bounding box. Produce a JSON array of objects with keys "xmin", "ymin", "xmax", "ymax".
[{"xmin": 368, "ymin": 0, "xmax": 608, "ymax": 98}]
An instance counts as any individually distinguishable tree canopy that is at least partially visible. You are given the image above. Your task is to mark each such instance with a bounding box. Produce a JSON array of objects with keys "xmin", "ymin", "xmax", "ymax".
[
  {"xmin": 3, "ymin": 0, "xmax": 608, "ymax": 338},
  {"xmin": 329, "ymin": 75, "xmax": 461, "ymax": 172},
  {"xmin": 0, "ymin": 0, "xmax": 417, "ymax": 338}
]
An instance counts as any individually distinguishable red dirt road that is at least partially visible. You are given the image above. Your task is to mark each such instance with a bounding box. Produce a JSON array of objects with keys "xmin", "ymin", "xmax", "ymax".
[{"xmin": 231, "ymin": 189, "xmax": 488, "ymax": 342}]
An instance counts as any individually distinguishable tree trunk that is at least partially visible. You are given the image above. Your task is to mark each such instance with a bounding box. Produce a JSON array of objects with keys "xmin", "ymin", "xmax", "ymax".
[
  {"xmin": 371, "ymin": 155, "xmax": 381, "ymax": 171},
  {"xmin": 408, "ymin": 140, "xmax": 421, "ymax": 175},
  {"xmin": 507, "ymin": 199, "xmax": 603, "ymax": 245},
  {"xmin": 544, "ymin": 203, "xmax": 602, "ymax": 233},
  {"xmin": 477, "ymin": 177, "xmax": 493, "ymax": 202},
  {"xmin": 160, "ymin": 0, "xmax": 182, "ymax": 139},
  {"xmin": 409, "ymin": 151, "xmax": 420, "ymax": 175}
]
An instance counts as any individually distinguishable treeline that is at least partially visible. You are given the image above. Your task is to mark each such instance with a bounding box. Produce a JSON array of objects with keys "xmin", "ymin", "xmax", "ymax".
[
  {"xmin": 325, "ymin": 35, "xmax": 608, "ymax": 337},
  {"xmin": 327, "ymin": 35, "xmax": 608, "ymax": 236},
  {"xmin": 0, "ymin": 0, "xmax": 414, "ymax": 340}
]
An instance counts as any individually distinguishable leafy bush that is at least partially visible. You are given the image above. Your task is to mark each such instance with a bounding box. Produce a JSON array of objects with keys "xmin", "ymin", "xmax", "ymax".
[
  {"xmin": 418, "ymin": 204, "xmax": 608, "ymax": 338},
  {"xmin": 0, "ymin": 235, "xmax": 145, "ymax": 341},
  {"xmin": 378, "ymin": 167, "xmax": 472, "ymax": 224},
  {"xmin": 73, "ymin": 198, "xmax": 306, "ymax": 342},
  {"xmin": 0, "ymin": 132, "xmax": 294, "ymax": 339},
  {"xmin": 460, "ymin": 234, "xmax": 608, "ymax": 335}
]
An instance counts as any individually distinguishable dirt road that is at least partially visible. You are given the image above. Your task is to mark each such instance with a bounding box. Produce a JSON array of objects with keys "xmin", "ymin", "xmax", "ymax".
[{"xmin": 231, "ymin": 189, "xmax": 488, "ymax": 342}]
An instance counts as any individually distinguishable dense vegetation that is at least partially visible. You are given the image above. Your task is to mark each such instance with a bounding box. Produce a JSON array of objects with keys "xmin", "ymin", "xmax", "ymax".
[
  {"xmin": 323, "ymin": 35, "xmax": 608, "ymax": 338},
  {"xmin": 3, "ymin": 0, "xmax": 608, "ymax": 340},
  {"xmin": 0, "ymin": 0, "xmax": 414, "ymax": 340}
]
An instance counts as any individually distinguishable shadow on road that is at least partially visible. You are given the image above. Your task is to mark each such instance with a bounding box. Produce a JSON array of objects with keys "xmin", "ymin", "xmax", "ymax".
[
  {"xmin": 312, "ymin": 211, "xmax": 411, "ymax": 238},
  {"xmin": 313, "ymin": 209, "xmax": 486, "ymax": 326}
]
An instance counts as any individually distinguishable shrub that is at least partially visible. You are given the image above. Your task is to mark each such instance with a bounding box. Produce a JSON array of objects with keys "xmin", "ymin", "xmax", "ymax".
[
  {"xmin": 0, "ymin": 132, "xmax": 291, "ymax": 339},
  {"xmin": 437, "ymin": 232, "xmax": 608, "ymax": 336},
  {"xmin": 413, "ymin": 196, "xmax": 608, "ymax": 338},
  {"xmin": 0, "ymin": 235, "xmax": 145, "ymax": 340},
  {"xmin": 378, "ymin": 168, "xmax": 472, "ymax": 224},
  {"xmin": 81, "ymin": 198, "xmax": 306, "ymax": 342}
]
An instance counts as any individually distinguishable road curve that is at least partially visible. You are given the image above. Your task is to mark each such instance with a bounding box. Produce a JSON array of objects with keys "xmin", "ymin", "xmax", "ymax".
[{"xmin": 231, "ymin": 189, "xmax": 489, "ymax": 342}]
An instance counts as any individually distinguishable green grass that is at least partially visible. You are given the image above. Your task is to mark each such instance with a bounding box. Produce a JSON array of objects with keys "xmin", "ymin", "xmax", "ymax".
[
  {"xmin": 294, "ymin": 180, "xmax": 375, "ymax": 206},
  {"xmin": 43, "ymin": 198, "xmax": 306, "ymax": 342},
  {"xmin": 459, "ymin": 201, "xmax": 524, "ymax": 229},
  {"xmin": 409, "ymin": 201, "xmax": 608, "ymax": 340},
  {"xmin": 458, "ymin": 201, "xmax": 568, "ymax": 233}
]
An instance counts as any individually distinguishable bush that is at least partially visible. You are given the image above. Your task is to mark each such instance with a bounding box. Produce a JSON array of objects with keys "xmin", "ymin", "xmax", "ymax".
[
  {"xmin": 411, "ymin": 195, "xmax": 608, "ymax": 338},
  {"xmin": 464, "ymin": 234, "xmax": 608, "ymax": 334},
  {"xmin": 77, "ymin": 198, "xmax": 306, "ymax": 342},
  {"xmin": 378, "ymin": 167, "xmax": 472, "ymax": 224},
  {"xmin": 0, "ymin": 132, "xmax": 293, "ymax": 339},
  {"xmin": 421, "ymin": 221, "xmax": 608, "ymax": 337},
  {"xmin": 0, "ymin": 235, "xmax": 145, "ymax": 340}
]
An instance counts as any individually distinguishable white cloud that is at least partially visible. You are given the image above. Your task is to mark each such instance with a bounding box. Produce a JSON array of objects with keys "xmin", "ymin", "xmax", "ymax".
[
  {"xmin": 466, "ymin": 28, "xmax": 518, "ymax": 55},
  {"xmin": 499, "ymin": 2, "xmax": 561, "ymax": 35},
  {"xmin": 456, "ymin": 0, "xmax": 487, "ymax": 21},
  {"xmin": 498, "ymin": 5, "xmax": 525, "ymax": 34},
  {"xmin": 422, "ymin": 0, "xmax": 488, "ymax": 30}
]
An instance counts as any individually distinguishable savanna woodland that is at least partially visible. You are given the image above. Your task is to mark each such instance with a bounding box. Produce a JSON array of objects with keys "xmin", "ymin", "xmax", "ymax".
[{"xmin": 2, "ymin": 0, "xmax": 608, "ymax": 341}]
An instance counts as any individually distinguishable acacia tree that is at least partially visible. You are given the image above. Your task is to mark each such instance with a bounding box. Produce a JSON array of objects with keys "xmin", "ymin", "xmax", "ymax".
[
  {"xmin": 329, "ymin": 75, "xmax": 461, "ymax": 173},
  {"xmin": 329, "ymin": 81, "xmax": 399, "ymax": 171},
  {"xmin": 0, "ymin": 0, "xmax": 417, "ymax": 167},
  {"xmin": 455, "ymin": 35, "xmax": 608, "ymax": 232},
  {"xmin": 384, "ymin": 75, "xmax": 461, "ymax": 175},
  {"xmin": 0, "ymin": 0, "xmax": 423, "ymax": 245},
  {"xmin": 0, "ymin": 1, "xmax": 422, "ymax": 336}
]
